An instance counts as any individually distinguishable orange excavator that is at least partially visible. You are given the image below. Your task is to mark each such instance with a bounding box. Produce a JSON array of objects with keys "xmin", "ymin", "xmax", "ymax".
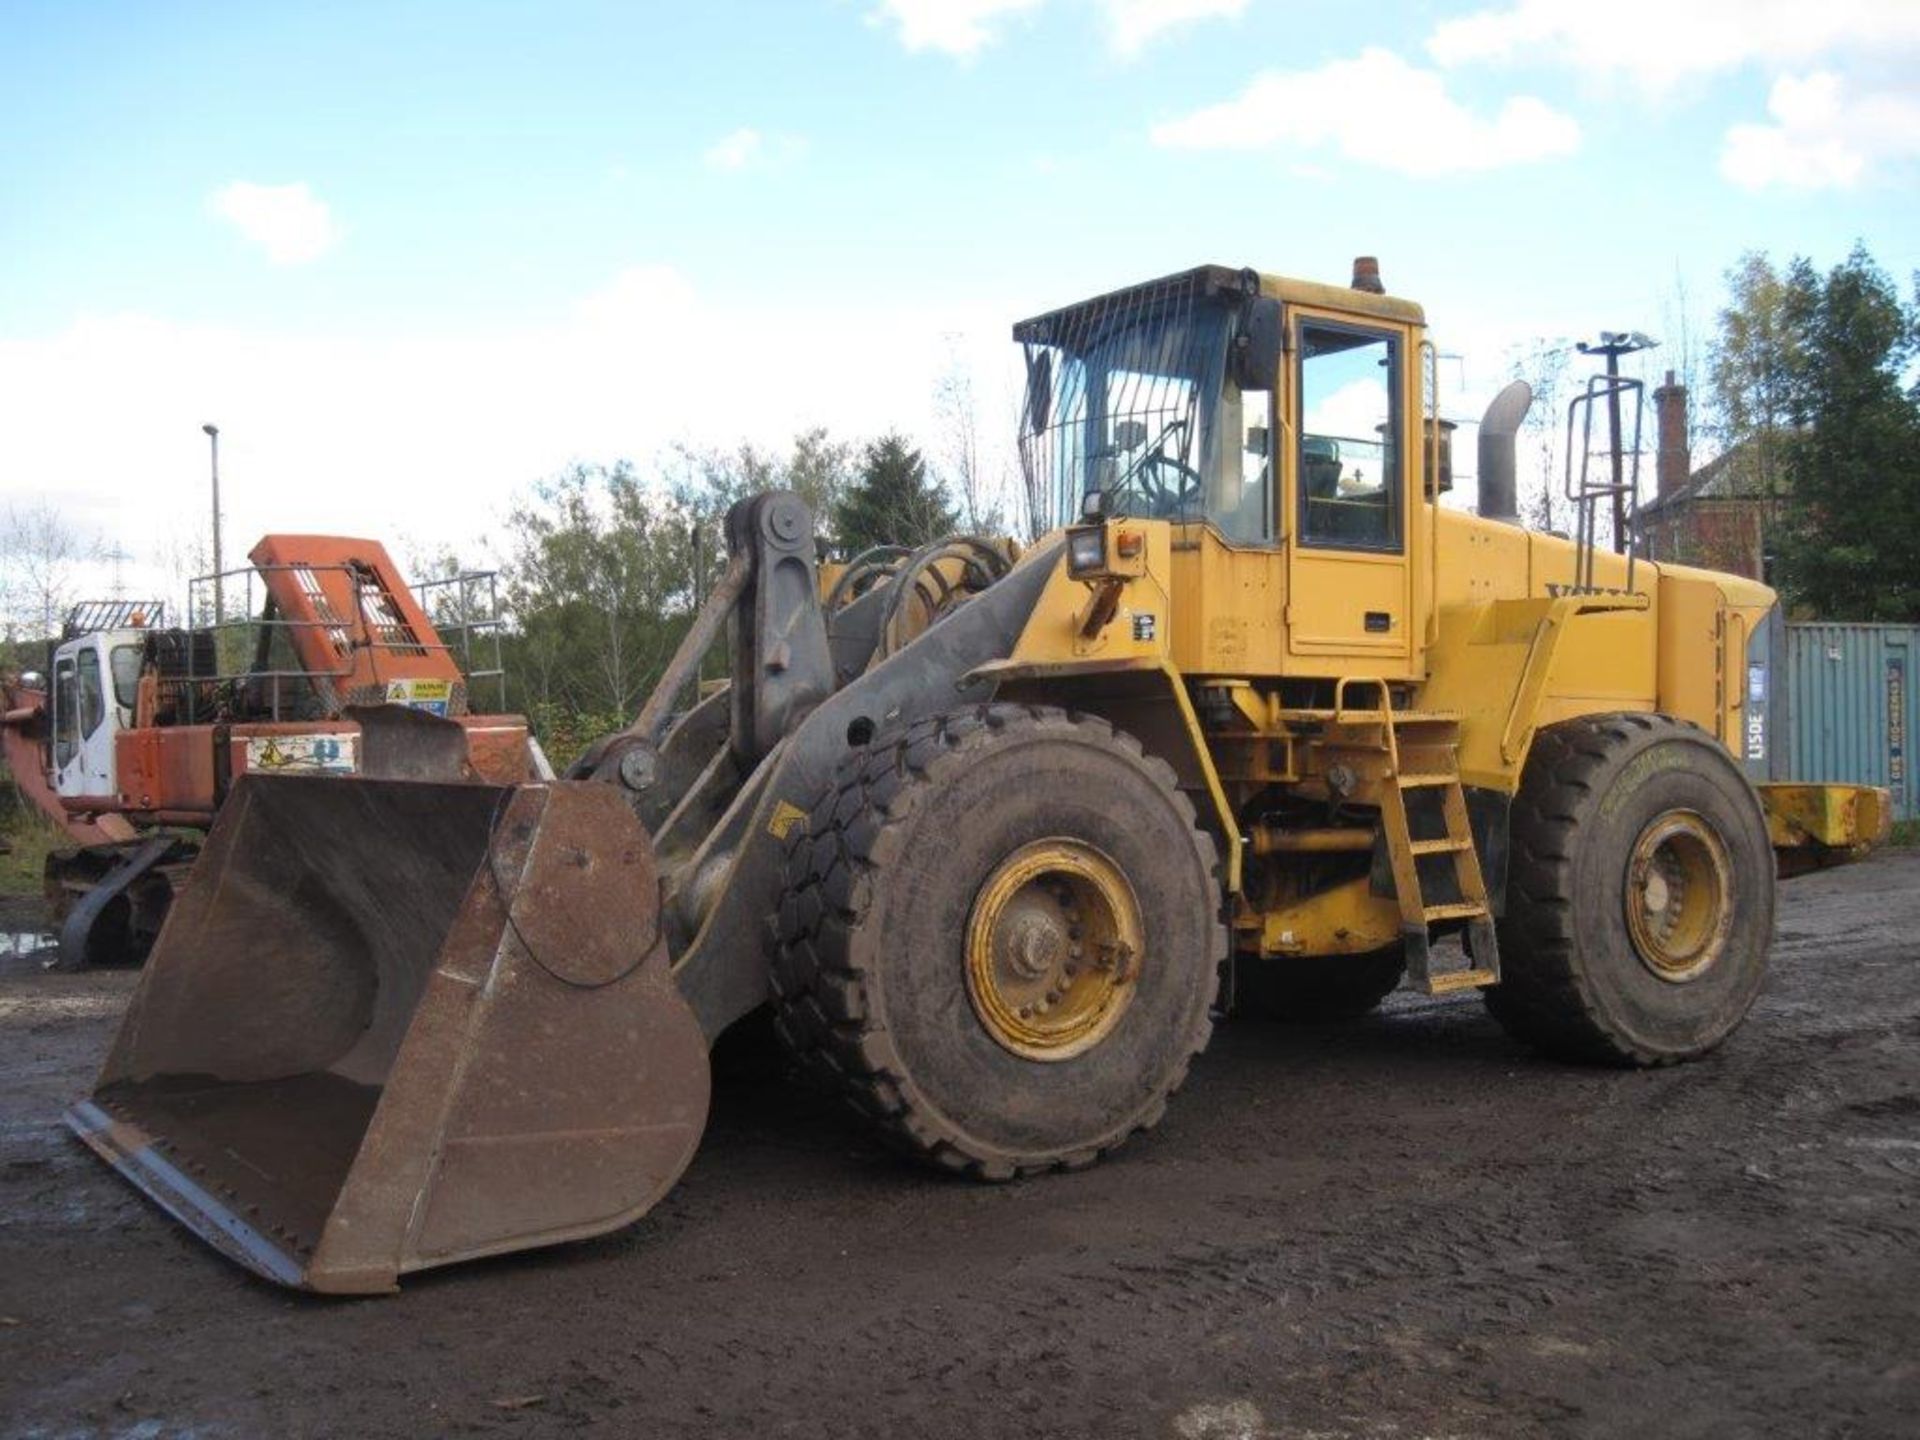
[{"xmin": 1, "ymin": 535, "xmax": 537, "ymax": 967}]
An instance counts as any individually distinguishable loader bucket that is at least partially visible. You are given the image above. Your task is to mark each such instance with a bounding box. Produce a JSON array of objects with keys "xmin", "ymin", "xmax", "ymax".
[{"xmin": 65, "ymin": 773, "xmax": 710, "ymax": 1294}]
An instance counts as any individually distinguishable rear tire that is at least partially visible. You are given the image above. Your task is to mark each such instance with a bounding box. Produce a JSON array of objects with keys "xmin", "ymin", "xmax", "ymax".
[
  {"xmin": 1236, "ymin": 949, "xmax": 1404, "ymax": 1022},
  {"xmin": 772, "ymin": 704, "xmax": 1224, "ymax": 1179},
  {"xmin": 1488, "ymin": 713, "xmax": 1774, "ymax": 1066}
]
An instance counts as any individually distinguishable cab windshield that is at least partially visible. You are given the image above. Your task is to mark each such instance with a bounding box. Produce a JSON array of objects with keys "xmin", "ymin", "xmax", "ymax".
[{"xmin": 1017, "ymin": 273, "xmax": 1272, "ymax": 542}]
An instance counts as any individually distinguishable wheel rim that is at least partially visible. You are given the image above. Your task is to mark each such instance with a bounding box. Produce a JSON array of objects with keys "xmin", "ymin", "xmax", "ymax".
[
  {"xmin": 965, "ymin": 839, "xmax": 1143, "ymax": 1062},
  {"xmin": 1624, "ymin": 810, "xmax": 1733, "ymax": 983}
]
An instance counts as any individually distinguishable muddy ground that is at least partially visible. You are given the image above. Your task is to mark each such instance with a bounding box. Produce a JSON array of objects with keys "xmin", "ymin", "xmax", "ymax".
[{"xmin": 1, "ymin": 854, "xmax": 1916, "ymax": 1440}]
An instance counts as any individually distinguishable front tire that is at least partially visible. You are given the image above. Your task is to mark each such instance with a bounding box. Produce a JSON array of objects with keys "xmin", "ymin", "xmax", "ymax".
[
  {"xmin": 1488, "ymin": 713, "xmax": 1775, "ymax": 1066},
  {"xmin": 772, "ymin": 704, "xmax": 1225, "ymax": 1178}
]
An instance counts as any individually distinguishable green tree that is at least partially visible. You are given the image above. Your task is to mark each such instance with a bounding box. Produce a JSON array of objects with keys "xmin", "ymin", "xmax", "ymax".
[
  {"xmin": 670, "ymin": 427, "xmax": 857, "ymax": 587},
  {"xmin": 498, "ymin": 430, "xmax": 858, "ymax": 755},
  {"xmin": 1708, "ymin": 252, "xmax": 1814, "ymax": 510},
  {"xmin": 1769, "ymin": 246, "xmax": 1920, "ymax": 620},
  {"xmin": 501, "ymin": 460, "xmax": 701, "ymax": 721},
  {"xmin": 832, "ymin": 434, "xmax": 957, "ymax": 556}
]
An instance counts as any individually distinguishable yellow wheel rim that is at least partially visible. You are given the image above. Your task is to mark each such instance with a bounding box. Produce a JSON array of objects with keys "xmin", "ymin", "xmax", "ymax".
[
  {"xmin": 1624, "ymin": 810, "xmax": 1733, "ymax": 983},
  {"xmin": 965, "ymin": 839, "xmax": 1143, "ymax": 1062}
]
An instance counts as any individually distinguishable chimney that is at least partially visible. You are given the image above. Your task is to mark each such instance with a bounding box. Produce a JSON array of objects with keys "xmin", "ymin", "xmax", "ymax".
[{"xmin": 1654, "ymin": 369, "xmax": 1690, "ymax": 499}]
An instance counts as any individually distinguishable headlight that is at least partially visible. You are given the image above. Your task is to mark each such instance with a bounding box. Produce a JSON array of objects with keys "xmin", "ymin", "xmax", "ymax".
[{"xmin": 1067, "ymin": 526, "xmax": 1106, "ymax": 576}]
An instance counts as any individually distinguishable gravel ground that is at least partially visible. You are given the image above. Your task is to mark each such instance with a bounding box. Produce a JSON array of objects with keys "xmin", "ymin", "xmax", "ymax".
[{"xmin": 0, "ymin": 853, "xmax": 1916, "ymax": 1440}]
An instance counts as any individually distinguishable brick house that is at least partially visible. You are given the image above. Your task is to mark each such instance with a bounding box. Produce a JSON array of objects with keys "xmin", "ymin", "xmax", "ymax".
[{"xmin": 1632, "ymin": 372, "xmax": 1777, "ymax": 583}]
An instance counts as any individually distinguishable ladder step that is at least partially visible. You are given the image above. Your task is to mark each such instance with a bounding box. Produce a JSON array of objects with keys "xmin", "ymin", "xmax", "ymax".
[
  {"xmin": 1426, "ymin": 967, "xmax": 1499, "ymax": 995},
  {"xmin": 1397, "ymin": 771, "xmax": 1456, "ymax": 788},
  {"xmin": 1422, "ymin": 901, "xmax": 1487, "ymax": 922},
  {"xmin": 1409, "ymin": 837, "xmax": 1472, "ymax": 856}
]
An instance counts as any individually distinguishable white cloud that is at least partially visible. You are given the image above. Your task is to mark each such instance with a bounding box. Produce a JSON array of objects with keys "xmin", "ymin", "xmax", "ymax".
[
  {"xmin": 869, "ymin": 0, "xmax": 1043, "ymax": 58},
  {"xmin": 871, "ymin": 0, "xmax": 1237, "ymax": 58},
  {"xmin": 1103, "ymin": 0, "xmax": 1245, "ymax": 58},
  {"xmin": 1428, "ymin": 0, "xmax": 1920, "ymax": 93},
  {"xmin": 0, "ymin": 270, "xmax": 1027, "ymax": 599},
  {"xmin": 1152, "ymin": 48, "xmax": 1580, "ymax": 175},
  {"xmin": 703, "ymin": 126, "xmax": 809, "ymax": 171},
  {"xmin": 572, "ymin": 264, "xmax": 703, "ymax": 329},
  {"xmin": 1720, "ymin": 71, "xmax": 1920, "ymax": 191},
  {"xmin": 705, "ymin": 127, "xmax": 764, "ymax": 170},
  {"xmin": 210, "ymin": 181, "xmax": 340, "ymax": 265}
]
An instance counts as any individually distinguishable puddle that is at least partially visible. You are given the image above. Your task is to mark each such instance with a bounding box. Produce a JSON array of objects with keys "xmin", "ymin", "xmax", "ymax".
[{"xmin": 0, "ymin": 930, "xmax": 57, "ymax": 975}]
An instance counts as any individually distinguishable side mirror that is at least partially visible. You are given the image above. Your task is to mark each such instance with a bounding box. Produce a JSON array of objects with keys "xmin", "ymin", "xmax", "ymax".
[
  {"xmin": 1233, "ymin": 297, "xmax": 1282, "ymax": 390},
  {"xmin": 1112, "ymin": 420, "xmax": 1147, "ymax": 451},
  {"xmin": 1024, "ymin": 351, "xmax": 1052, "ymax": 433}
]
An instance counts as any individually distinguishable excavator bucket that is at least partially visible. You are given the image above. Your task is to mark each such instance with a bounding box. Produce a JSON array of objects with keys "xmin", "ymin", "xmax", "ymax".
[{"xmin": 65, "ymin": 772, "xmax": 710, "ymax": 1294}]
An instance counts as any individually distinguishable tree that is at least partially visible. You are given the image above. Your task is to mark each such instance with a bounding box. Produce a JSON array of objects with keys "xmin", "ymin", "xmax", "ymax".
[
  {"xmin": 1506, "ymin": 338, "xmax": 1573, "ymax": 535},
  {"xmin": 1769, "ymin": 246, "xmax": 1920, "ymax": 620},
  {"xmin": 0, "ymin": 501, "xmax": 98, "ymax": 649},
  {"xmin": 501, "ymin": 460, "xmax": 700, "ymax": 721},
  {"xmin": 496, "ymin": 431, "xmax": 858, "ymax": 757},
  {"xmin": 670, "ymin": 427, "xmax": 857, "ymax": 583},
  {"xmin": 933, "ymin": 345, "xmax": 1016, "ymax": 536},
  {"xmin": 832, "ymin": 434, "xmax": 957, "ymax": 556},
  {"xmin": 1707, "ymin": 252, "xmax": 1812, "ymax": 512}
]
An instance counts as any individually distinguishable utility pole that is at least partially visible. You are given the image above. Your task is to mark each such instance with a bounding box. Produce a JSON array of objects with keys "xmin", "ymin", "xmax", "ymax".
[
  {"xmin": 105, "ymin": 544, "xmax": 131, "ymax": 600},
  {"xmin": 202, "ymin": 423, "xmax": 222, "ymax": 624},
  {"xmin": 1576, "ymin": 333, "xmax": 1656, "ymax": 554}
]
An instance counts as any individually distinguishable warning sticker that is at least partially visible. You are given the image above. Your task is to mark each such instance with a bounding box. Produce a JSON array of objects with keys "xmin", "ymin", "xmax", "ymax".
[
  {"xmin": 385, "ymin": 678, "xmax": 453, "ymax": 716},
  {"xmin": 245, "ymin": 732, "xmax": 360, "ymax": 775},
  {"xmin": 766, "ymin": 800, "xmax": 807, "ymax": 841}
]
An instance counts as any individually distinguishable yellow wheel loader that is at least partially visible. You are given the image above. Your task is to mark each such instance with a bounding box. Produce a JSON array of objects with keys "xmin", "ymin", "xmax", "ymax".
[{"xmin": 68, "ymin": 262, "xmax": 1890, "ymax": 1292}]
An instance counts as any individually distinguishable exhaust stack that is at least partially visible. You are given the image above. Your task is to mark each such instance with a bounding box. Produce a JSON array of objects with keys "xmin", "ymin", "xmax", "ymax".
[{"xmin": 1476, "ymin": 380, "xmax": 1534, "ymax": 525}]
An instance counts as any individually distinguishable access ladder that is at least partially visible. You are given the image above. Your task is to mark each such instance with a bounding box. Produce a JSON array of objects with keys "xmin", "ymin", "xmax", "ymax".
[{"xmin": 1326, "ymin": 679, "xmax": 1501, "ymax": 995}]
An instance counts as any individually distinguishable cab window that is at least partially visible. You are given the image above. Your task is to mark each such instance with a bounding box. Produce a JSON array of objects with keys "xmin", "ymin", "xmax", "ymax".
[
  {"xmin": 1212, "ymin": 379, "xmax": 1274, "ymax": 544},
  {"xmin": 1299, "ymin": 322, "xmax": 1402, "ymax": 551},
  {"xmin": 53, "ymin": 657, "xmax": 78, "ymax": 768},
  {"xmin": 77, "ymin": 647, "xmax": 107, "ymax": 738},
  {"xmin": 110, "ymin": 644, "xmax": 142, "ymax": 712}
]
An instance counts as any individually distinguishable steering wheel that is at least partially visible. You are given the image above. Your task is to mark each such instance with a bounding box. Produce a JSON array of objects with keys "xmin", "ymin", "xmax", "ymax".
[{"xmin": 1133, "ymin": 452, "xmax": 1203, "ymax": 516}]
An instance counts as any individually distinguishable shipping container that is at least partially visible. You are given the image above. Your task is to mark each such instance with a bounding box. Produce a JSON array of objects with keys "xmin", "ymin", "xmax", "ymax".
[{"xmin": 1774, "ymin": 623, "xmax": 1917, "ymax": 821}]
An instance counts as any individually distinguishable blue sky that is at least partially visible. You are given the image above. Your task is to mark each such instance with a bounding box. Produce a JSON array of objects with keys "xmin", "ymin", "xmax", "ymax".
[{"xmin": 2, "ymin": 0, "xmax": 1916, "ymax": 599}]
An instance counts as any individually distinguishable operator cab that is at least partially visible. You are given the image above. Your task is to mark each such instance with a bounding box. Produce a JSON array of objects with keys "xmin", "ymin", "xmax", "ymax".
[
  {"xmin": 1017, "ymin": 265, "xmax": 1280, "ymax": 544},
  {"xmin": 46, "ymin": 603, "xmax": 160, "ymax": 801},
  {"xmin": 1017, "ymin": 261, "xmax": 1429, "ymax": 672}
]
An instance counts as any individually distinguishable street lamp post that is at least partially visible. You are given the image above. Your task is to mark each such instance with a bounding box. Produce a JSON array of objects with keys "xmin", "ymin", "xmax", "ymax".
[{"xmin": 202, "ymin": 423, "xmax": 222, "ymax": 625}]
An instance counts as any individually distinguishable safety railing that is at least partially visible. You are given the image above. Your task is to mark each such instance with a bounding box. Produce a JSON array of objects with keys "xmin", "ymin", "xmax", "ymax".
[
  {"xmin": 1563, "ymin": 373, "xmax": 1646, "ymax": 595},
  {"xmin": 411, "ymin": 570, "xmax": 507, "ymax": 714},
  {"xmin": 172, "ymin": 562, "xmax": 465, "ymax": 724}
]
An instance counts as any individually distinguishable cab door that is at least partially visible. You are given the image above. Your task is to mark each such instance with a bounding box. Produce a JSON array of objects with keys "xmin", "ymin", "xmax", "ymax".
[
  {"xmin": 1285, "ymin": 313, "xmax": 1414, "ymax": 668},
  {"xmin": 51, "ymin": 639, "xmax": 117, "ymax": 799}
]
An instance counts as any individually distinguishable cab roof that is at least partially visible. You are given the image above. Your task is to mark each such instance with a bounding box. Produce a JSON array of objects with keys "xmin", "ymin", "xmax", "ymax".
[{"xmin": 1012, "ymin": 263, "xmax": 1425, "ymax": 345}]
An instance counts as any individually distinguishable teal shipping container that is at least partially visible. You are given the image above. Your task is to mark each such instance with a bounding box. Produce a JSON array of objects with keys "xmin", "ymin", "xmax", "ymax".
[{"xmin": 1778, "ymin": 623, "xmax": 1916, "ymax": 821}]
